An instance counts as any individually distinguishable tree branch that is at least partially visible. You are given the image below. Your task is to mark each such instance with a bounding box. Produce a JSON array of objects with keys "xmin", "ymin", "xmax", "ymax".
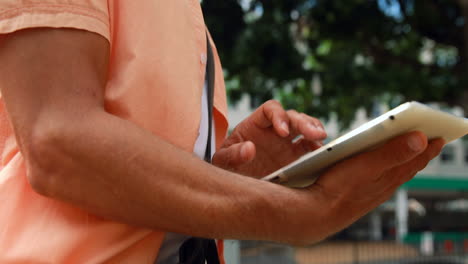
[
  {"xmin": 402, "ymin": 0, "xmax": 463, "ymax": 47},
  {"xmin": 458, "ymin": 0, "xmax": 468, "ymax": 71},
  {"xmin": 456, "ymin": 0, "xmax": 468, "ymax": 114},
  {"xmin": 365, "ymin": 43, "xmax": 440, "ymax": 74}
]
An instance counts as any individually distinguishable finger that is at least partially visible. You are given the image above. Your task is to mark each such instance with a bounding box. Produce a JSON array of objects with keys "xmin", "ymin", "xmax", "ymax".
[
  {"xmin": 387, "ymin": 138, "xmax": 445, "ymax": 185},
  {"xmin": 312, "ymin": 131, "xmax": 429, "ymax": 195},
  {"xmin": 212, "ymin": 141, "xmax": 256, "ymax": 169},
  {"xmin": 303, "ymin": 113, "xmax": 326, "ymax": 131},
  {"xmin": 356, "ymin": 131, "xmax": 428, "ymax": 174},
  {"xmin": 377, "ymin": 141, "xmax": 446, "ymax": 209},
  {"xmin": 293, "ymin": 136, "xmax": 324, "ymax": 153},
  {"xmin": 287, "ymin": 110, "xmax": 327, "ymax": 141},
  {"xmin": 251, "ymin": 100, "xmax": 290, "ymax": 137},
  {"xmin": 306, "ymin": 140, "xmax": 324, "ymax": 151},
  {"xmin": 344, "ymin": 138, "xmax": 442, "ymax": 201}
]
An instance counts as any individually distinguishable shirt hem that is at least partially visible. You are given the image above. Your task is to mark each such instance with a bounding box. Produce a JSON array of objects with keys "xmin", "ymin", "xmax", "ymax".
[{"xmin": 0, "ymin": 4, "xmax": 109, "ymax": 41}]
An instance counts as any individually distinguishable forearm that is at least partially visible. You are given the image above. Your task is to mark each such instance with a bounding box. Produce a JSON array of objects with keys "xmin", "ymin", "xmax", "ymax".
[
  {"xmin": 0, "ymin": 28, "xmax": 327, "ymax": 244},
  {"xmin": 26, "ymin": 108, "xmax": 307, "ymax": 241}
]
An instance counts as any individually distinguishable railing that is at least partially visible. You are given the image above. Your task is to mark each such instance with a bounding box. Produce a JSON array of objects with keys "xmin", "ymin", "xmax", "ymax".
[{"xmin": 240, "ymin": 237, "xmax": 468, "ymax": 264}]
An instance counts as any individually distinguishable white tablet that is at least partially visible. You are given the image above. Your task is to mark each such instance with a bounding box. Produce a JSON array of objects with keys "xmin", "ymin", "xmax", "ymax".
[{"xmin": 261, "ymin": 101, "xmax": 468, "ymax": 188}]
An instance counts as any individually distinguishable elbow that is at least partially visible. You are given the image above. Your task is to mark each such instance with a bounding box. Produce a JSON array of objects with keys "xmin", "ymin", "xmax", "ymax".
[
  {"xmin": 22, "ymin": 125, "xmax": 68, "ymax": 198},
  {"xmin": 27, "ymin": 165, "xmax": 52, "ymax": 197}
]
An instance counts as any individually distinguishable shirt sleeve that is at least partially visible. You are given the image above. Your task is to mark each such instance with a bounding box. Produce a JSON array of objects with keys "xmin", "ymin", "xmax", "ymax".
[{"xmin": 0, "ymin": 0, "xmax": 109, "ymax": 41}]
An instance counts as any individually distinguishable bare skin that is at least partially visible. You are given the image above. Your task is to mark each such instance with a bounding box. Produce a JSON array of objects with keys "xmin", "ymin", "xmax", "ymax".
[
  {"xmin": 213, "ymin": 102, "xmax": 327, "ymax": 177},
  {"xmin": 0, "ymin": 28, "xmax": 445, "ymax": 246}
]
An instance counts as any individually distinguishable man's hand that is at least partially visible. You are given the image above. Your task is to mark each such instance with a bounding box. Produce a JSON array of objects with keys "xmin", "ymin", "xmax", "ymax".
[
  {"xmin": 273, "ymin": 131, "xmax": 445, "ymax": 245},
  {"xmin": 212, "ymin": 100, "xmax": 327, "ymax": 177}
]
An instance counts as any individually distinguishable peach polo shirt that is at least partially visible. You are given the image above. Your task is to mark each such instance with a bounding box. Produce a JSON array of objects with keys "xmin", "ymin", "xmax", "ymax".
[{"xmin": 0, "ymin": 0, "xmax": 229, "ymax": 263}]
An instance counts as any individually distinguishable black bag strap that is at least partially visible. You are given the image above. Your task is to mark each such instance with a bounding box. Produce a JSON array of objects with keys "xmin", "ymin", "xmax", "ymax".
[
  {"xmin": 178, "ymin": 237, "xmax": 219, "ymax": 264},
  {"xmin": 204, "ymin": 32, "xmax": 215, "ymax": 163}
]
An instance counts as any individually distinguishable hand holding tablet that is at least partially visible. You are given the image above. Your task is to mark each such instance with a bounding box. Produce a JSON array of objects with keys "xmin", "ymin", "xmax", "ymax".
[{"xmin": 262, "ymin": 102, "xmax": 468, "ymax": 188}]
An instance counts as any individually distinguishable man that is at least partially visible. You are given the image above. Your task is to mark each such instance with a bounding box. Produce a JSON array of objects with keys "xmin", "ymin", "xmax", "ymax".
[{"xmin": 0, "ymin": 0, "xmax": 444, "ymax": 263}]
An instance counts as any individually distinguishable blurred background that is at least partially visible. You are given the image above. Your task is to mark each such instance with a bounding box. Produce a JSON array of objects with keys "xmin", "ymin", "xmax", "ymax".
[{"xmin": 201, "ymin": 0, "xmax": 468, "ymax": 263}]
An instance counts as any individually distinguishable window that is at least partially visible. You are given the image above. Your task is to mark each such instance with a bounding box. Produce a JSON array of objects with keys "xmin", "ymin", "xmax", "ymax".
[
  {"xmin": 441, "ymin": 145, "xmax": 455, "ymax": 164},
  {"xmin": 465, "ymin": 145, "xmax": 468, "ymax": 164}
]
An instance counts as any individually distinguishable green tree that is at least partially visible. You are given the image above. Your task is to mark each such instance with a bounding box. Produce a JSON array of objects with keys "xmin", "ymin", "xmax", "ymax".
[{"xmin": 202, "ymin": 0, "xmax": 468, "ymax": 128}]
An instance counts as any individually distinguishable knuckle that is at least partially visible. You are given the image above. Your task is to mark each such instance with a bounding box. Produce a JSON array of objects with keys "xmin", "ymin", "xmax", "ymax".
[
  {"xmin": 404, "ymin": 171, "xmax": 418, "ymax": 183},
  {"xmin": 312, "ymin": 118, "xmax": 324, "ymax": 127},
  {"xmin": 299, "ymin": 113, "xmax": 309, "ymax": 120},
  {"xmin": 384, "ymin": 145, "xmax": 413, "ymax": 165},
  {"xmin": 264, "ymin": 100, "xmax": 286, "ymax": 118},
  {"xmin": 394, "ymin": 150, "xmax": 412, "ymax": 164},
  {"xmin": 271, "ymin": 99, "xmax": 281, "ymax": 105},
  {"xmin": 265, "ymin": 99, "xmax": 281, "ymax": 108},
  {"xmin": 287, "ymin": 110, "xmax": 300, "ymax": 122},
  {"xmin": 415, "ymin": 155, "xmax": 431, "ymax": 172},
  {"xmin": 397, "ymin": 170, "xmax": 417, "ymax": 185},
  {"xmin": 430, "ymin": 143, "xmax": 444, "ymax": 159}
]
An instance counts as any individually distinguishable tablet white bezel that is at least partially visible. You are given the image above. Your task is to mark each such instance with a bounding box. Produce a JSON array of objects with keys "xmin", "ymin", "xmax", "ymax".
[{"xmin": 261, "ymin": 102, "xmax": 468, "ymax": 188}]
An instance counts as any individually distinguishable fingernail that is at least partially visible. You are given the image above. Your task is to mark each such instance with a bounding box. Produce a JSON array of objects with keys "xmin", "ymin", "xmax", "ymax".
[
  {"xmin": 309, "ymin": 123, "xmax": 326, "ymax": 135},
  {"xmin": 240, "ymin": 144, "xmax": 249, "ymax": 159},
  {"xmin": 308, "ymin": 123, "xmax": 317, "ymax": 130},
  {"xmin": 281, "ymin": 121, "xmax": 289, "ymax": 135},
  {"xmin": 408, "ymin": 135, "xmax": 424, "ymax": 152},
  {"xmin": 292, "ymin": 135, "xmax": 304, "ymax": 144}
]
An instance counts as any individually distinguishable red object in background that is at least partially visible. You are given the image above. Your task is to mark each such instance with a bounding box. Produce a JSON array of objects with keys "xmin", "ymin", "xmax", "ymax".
[
  {"xmin": 464, "ymin": 240, "xmax": 468, "ymax": 253},
  {"xmin": 443, "ymin": 240, "xmax": 454, "ymax": 254}
]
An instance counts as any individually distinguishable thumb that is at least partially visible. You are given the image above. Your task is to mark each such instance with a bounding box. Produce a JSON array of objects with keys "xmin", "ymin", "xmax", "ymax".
[{"xmin": 212, "ymin": 141, "xmax": 256, "ymax": 169}]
